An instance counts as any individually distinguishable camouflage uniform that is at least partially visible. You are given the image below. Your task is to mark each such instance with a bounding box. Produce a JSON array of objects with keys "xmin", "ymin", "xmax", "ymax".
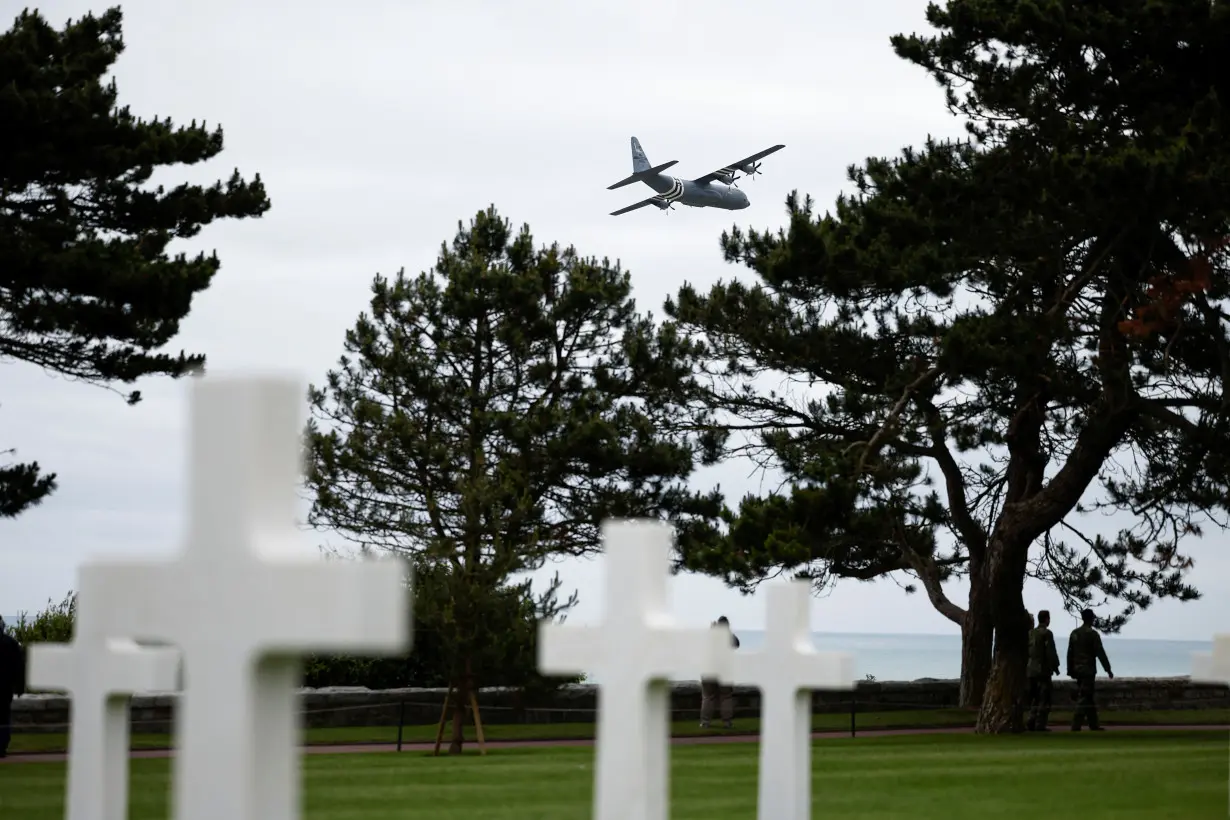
[
  {"xmin": 700, "ymin": 627, "xmax": 740, "ymax": 728},
  {"xmin": 1067, "ymin": 624, "xmax": 1112, "ymax": 731},
  {"xmin": 1025, "ymin": 625, "xmax": 1060, "ymax": 731}
]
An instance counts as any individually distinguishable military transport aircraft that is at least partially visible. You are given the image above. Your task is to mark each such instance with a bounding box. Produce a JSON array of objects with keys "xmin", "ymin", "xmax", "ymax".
[{"xmin": 607, "ymin": 137, "xmax": 784, "ymax": 216}]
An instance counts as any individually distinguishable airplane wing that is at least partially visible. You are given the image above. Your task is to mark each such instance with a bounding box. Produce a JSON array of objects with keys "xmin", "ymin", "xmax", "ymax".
[
  {"xmin": 610, "ymin": 195, "xmax": 667, "ymax": 216},
  {"xmin": 692, "ymin": 144, "xmax": 785, "ymax": 185}
]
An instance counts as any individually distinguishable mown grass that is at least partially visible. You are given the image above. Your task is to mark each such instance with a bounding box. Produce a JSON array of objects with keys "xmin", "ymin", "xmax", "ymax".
[
  {"xmin": 9, "ymin": 706, "xmax": 1229, "ymax": 754},
  {"xmin": 2, "ymin": 730, "xmax": 1224, "ymax": 819}
]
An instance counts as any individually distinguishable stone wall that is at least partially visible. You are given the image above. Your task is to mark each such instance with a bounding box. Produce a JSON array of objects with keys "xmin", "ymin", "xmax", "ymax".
[{"xmin": 12, "ymin": 676, "xmax": 1227, "ymax": 734}]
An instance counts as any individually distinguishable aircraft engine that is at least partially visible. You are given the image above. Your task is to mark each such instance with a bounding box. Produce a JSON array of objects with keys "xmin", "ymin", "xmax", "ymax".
[{"xmin": 737, "ymin": 161, "xmax": 763, "ymax": 178}]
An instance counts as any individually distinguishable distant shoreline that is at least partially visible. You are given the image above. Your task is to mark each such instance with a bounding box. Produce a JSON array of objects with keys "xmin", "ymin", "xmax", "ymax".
[
  {"xmin": 2, "ymin": 621, "xmax": 1210, "ymax": 645},
  {"xmin": 693, "ymin": 629, "xmax": 1213, "ymax": 645}
]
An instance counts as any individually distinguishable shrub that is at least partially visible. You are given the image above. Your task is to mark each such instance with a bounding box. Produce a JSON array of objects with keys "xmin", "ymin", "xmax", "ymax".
[
  {"xmin": 11, "ymin": 592, "xmax": 76, "ymax": 645},
  {"xmin": 8, "ymin": 592, "xmax": 77, "ymax": 692}
]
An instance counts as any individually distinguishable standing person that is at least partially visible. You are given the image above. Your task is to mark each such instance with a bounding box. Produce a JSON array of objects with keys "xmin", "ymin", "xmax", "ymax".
[
  {"xmin": 1026, "ymin": 610, "xmax": 1061, "ymax": 731},
  {"xmin": 0, "ymin": 617, "xmax": 26, "ymax": 758},
  {"xmin": 699, "ymin": 616, "xmax": 740, "ymax": 729},
  {"xmin": 1067, "ymin": 608, "xmax": 1113, "ymax": 732}
]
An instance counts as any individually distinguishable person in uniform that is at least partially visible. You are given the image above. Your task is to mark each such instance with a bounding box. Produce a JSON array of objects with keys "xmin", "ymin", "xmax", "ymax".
[
  {"xmin": 0, "ymin": 617, "xmax": 26, "ymax": 758},
  {"xmin": 699, "ymin": 616, "xmax": 740, "ymax": 729},
  {"xmin": 1067, "ymin": 608, "xmax": 1113, "ymax": 731},
  {"xmin": 1025, "ymin": 609, "xmax": 1060, "ymax": 731}
]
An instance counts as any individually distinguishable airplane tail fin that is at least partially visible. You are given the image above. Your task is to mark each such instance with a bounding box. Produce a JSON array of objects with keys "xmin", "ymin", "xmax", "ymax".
[
  {"xmin": 631, "ymin": 136, "xmax": 651, "ymax": 174},
  {"xmin": 608, "ymin": 137, "xmax": 678, "ymax": 190}
]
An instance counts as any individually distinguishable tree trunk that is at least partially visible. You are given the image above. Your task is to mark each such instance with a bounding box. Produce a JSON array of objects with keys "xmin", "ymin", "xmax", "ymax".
[
  {"xmin": 976, "ymin": 636, "xmax": 1029, "ymax": 733},
  {"xmin": 975, "ymin": 542, "xmax": 1030, "ymax": 733},
  {"xmin": 448, "ymin": 666, "xmax": 470, "ymax": 755},
  {"xmin": 904, "ymin": 548, "xmax": 987, "ymax": 705},
  {"xmin": 958, "ymin": 588, "xmax": 993, "ymax": 708}
]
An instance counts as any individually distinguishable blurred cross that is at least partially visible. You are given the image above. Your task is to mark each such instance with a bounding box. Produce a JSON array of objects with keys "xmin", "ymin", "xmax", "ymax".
[
  {"xmin": 27, "ymin": 583, "xmax": 179, "ymax": 820},
  {"xmin": 539, "ymin": 519, "xmax": 733, "ymax": 820},
  {"xmin": 730, "ymin": 580, "xmax": 855, "ymax": 820},
  {"xmin": 78, "ymin": 375, "xmax": 412, "ymax": 820}
]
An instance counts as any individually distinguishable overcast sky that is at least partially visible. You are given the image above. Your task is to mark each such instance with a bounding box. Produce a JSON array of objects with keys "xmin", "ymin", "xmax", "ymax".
[{"xmin": 5, "ymin": 0, "xmax": 1225, "ymax": 641}]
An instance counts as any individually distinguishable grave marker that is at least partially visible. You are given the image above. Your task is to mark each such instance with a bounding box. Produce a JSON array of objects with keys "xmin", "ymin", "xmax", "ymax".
[
  {"xmin": 538, "ymin": 519, "xmax": 733, "ymax": 820},
  {"xmin": 730, "ymin": 580, "xmax": 854, "ymax": 820},
  {"xmin": 76, "ymin": 376, "xmax": 411, "ymax": 820},
  {"xmin": 1191, "ymin": 634, "xmax": 1230, "ymax": 817},
  {"xmin": 1191, "ymin": 634, "xmax": 1230, "ymax": 686},
  {"xmin": 27, "ymin": 581, "xmax": 180, "ymax": 820}
]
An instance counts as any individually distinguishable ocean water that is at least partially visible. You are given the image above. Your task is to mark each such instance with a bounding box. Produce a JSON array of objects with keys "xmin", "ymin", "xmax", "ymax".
[
  {"xmin": 726, "ymin": 631, "xmax": 1211, "ymax": 682},
  {"xmin": 578, "ymin": 631, "xmax": 1211, "ymax": 685},
  {"xmin": 3, "ymin": 615, "xmax": 1206, "ymax": 684}
]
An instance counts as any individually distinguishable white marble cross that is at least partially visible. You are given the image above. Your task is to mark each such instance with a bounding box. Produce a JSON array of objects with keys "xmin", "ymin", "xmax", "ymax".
[
  {"xmin": 1191, "ymin": 634, "xmax": 1230, "ymax": 685},
  {"xmin": 76, "ymin": 375, "xmax": 411, "ymax": 820},
  {"xmin": 538, "ymin": 519, "xmax": 734, "ymax": 820},
  {"xmin": 1191, "ymin": 634, "xmax": 1230, "ymax": 817},
  {"xmin": 731, "ymin": 580, "xmax": 855, "ymax": 820},
  {"xmin": 26, "ymin": 581, "xmax": 180, "ymax": 820}
]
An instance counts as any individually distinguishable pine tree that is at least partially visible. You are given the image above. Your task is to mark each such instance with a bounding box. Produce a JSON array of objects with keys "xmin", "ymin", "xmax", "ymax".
[
  {"xmin": 306, "ymin": 206, "xmax": 720, "ymax": 753},
  {"xmin": 0, "ymin": 7, "xmax": 270, "ymax": 517},
  {"xmin": 666, "ymin": 0, "xmax": 1230, "ymax": 733}
]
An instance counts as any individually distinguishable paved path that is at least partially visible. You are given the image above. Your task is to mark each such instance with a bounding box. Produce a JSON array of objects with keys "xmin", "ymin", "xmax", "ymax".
[{"xmin": 5, "ymin": 723, "xmax": 1226, "ymax": 764}]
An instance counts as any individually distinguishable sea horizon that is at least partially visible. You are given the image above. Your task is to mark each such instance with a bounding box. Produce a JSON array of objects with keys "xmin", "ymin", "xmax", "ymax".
[
  {"xmin": 572, "ymin": 630, "xmax": 1212, "ymax": 685},
  {"xmin": 2, "ymin": 616, "xmax": 1209, "ymax": 684},
  {"xmin": 710, "ymin": 630, "xmax": 1211, "ymax": 683}
]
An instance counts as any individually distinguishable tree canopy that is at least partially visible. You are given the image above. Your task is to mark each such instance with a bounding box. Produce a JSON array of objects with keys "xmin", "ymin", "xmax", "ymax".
[
  {"xmin": 305, "ymin": 206, "xmax": 719, "ymax": 752},
  {"xmin": 665, "ymin": 0, "xmax": 1230, "ymax": 732},
  {"xmin": 0, "ymin": 7, "xmax": 270, "ymax": 517}
]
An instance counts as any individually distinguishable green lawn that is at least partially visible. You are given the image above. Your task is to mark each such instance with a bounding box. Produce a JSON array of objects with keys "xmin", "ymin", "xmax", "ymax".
[
  {"xmin": 2, "ymin": 731, "xmax": 1224, "ymax": 818},
  {"xmin": 9, "ymin": 707, "xmax": 1230, "ymax": 754}
]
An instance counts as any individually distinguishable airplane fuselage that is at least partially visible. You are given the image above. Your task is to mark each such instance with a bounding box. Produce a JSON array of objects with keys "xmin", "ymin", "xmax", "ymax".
[
  {"xmin": 607, "ymin": 137, "xmax": 782, "ymax": 216},
  {"xmin": 641, "ymin": 172, "xmax": 750, "ymax": 210}
]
